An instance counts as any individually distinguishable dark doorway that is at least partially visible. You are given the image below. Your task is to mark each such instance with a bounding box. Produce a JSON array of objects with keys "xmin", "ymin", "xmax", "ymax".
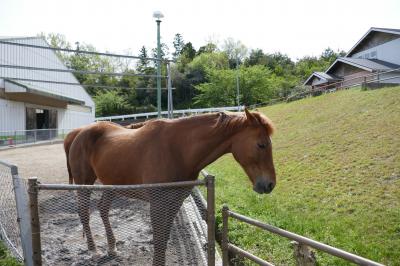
[
  {"xmin": 36, "ymin": 109, "xmax": 49, "ymax": 129},
  {"xmin": 26, "ymin": 108, "xmax": 57, "ymax": 130},
  {"xmin": 26, "ymin": 107, "xmax": 58, "ymax": 141}
]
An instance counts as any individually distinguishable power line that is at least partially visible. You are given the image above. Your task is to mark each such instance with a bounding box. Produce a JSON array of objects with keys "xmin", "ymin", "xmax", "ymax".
[
  {"xmin": 0, "ymin": 40, "xmax": 175, "ymax": 62},
  {"xmin": 0, "ymin": 64, "xmax": 166, "ymax": 78},
  {"xmin": 1, "ymin": 77, "xmax": 172, "ymax": 90}
]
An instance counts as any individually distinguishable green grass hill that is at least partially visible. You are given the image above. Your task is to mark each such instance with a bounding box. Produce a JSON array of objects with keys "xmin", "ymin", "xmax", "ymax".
[{"xmin": 207, "ymin": 86, "xmax": 400, "ymax": 265}]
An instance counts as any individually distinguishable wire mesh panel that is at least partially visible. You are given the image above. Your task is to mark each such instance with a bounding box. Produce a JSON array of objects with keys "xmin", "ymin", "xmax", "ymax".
[
  {"xmin": 36, "ymin": 181, "xmax": 212, "ymax": 266},
  {"xmin": 0, "ymin": 161, "xmax": 24, "ymax": 260}
]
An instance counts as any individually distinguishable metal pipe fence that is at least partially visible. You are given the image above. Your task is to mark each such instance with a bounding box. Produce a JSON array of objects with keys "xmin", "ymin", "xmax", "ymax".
[
  {"xmin": 0, "ymin": 128, "xmax": 73, "ymax": 148},
  {"xmin": 95, "ymin": 106, "xmax": 245, "ymax": 122},
  {"xmin": 221, "ymin": 205, "xmax": 384, "ymax": 266},
  {"xmin": 26, "ymin": 175, "xmax": 216, "ymax": 266}
]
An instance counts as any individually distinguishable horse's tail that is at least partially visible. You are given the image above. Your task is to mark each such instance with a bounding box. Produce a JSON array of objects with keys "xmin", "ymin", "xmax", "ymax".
[{"xmin": 63, "ymin": 128, "xmax": 82, "ymax": 185}]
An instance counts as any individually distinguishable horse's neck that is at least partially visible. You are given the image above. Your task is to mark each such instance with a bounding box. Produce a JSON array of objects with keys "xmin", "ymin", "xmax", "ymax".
[{"xmin": 176, "ymin": 116, "xmax": 239, "ymax": 176}]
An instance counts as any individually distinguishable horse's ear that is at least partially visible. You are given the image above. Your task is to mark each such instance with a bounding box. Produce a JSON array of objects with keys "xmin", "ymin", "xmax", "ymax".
[{"xmin": 244, "ymin": 108, "xmax": 258, "ymax": 125}]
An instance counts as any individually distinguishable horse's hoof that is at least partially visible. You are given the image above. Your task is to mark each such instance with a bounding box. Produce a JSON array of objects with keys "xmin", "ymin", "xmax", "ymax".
[
  {"xmin": 107, "ymin": 249, "xmax": 119, "ymax": 257},
  {"xmin": 89, "ymin": 249, "xmax": 101, "ymax": 260}
]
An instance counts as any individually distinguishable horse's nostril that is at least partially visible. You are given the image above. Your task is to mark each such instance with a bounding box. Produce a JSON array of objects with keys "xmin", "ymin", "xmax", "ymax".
[{"xmin": 268, "ymin": 182, "xmax": 274, "ymax": 191}]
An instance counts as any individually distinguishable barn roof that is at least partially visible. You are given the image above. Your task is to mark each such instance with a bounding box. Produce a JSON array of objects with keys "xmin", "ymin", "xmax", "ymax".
[
  {"xmin": 0, "ymin": 37, "xmax": 94, "ymax": 107},
  {"xmin": 346, "ymin": 27, "xmax": 400, "ymax": 57},
  {"xmin": 303, "ymin": 72, "xmax": 342, "ymax": 86},
  {"xmin": 326, "ymin": 57, "xmax": 400, "ymax": 73}
]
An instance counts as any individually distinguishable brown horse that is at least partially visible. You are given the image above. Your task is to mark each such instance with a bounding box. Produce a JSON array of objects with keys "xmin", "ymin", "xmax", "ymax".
[
  {"xmin": 64, "ymin": 121, "xmax": 146, "ymax": 184},
  {"xmin": 66, "ymin": 109, "xmax": 276, "ymax": 265}
]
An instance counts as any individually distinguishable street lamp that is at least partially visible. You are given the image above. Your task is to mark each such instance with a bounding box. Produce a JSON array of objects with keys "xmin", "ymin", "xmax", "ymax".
[{"xmin": 153, "ymin": 11, "xmax": 164, "ymax": 118}]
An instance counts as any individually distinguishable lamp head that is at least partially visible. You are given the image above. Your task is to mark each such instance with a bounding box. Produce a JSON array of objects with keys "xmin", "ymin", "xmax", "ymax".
[{"xmin": 153, "ymin": 11, "xmax": 164, "ymax": 20}]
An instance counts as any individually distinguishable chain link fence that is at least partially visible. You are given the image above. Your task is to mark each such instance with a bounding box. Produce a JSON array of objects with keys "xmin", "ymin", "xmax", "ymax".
[
  {"xmin": 0, "ymin": 160, "xmax": 32, "ymax": 265},
  {"xmin": 0, "ymin": 129, "xmax": 72, "ymax": 148},
  {"xmin": 31, "ymin": 176, "xmax": 215, "ymax": 266}
]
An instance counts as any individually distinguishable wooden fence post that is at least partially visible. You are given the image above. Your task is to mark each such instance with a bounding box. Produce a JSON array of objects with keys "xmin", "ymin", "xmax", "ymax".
[
  {"xmin": 206, "ymin": 175, "xmax": 215, "ymax": 266},
  {"xmin": 221, "ymin": 204, "xmax": 229, "ymax": 266},
  {"xmin": 291, "ymin": 241, "xmax": 316, "ymax": 266},
  {"xmin": 28, "ymin": 177, "xmax": 42, "ymax": 266}
]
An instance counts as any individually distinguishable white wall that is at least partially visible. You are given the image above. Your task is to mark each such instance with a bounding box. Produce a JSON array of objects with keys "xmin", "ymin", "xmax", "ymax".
[
  {"xmin": 0, "ymin": 98, "xmax": 25, "ymax": 131},
  {"xmin": 351, "ymin": 38, "xmax": 400, "ymax": 65},
  {"xmin": 0, "ymin": 98, "xmax": 94, "ymax": 132},
  {"xmin": 57, "ymin": 108, "xmax": 94, "ymax": 130}
]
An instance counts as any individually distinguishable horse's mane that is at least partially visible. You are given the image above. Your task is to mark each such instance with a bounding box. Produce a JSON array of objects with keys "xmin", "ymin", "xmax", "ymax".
[
  {"xmin": 213, "ymin": 111, "xmax": 274, "ymax": 136},
  {"xmin": 131, "ymin": 111, "xmax": 274, "ymax": 136}
]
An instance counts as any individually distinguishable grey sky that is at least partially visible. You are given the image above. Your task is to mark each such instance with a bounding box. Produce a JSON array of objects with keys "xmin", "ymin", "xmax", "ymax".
[{"xmin": 0, "ymin": 0, "xmax": 399, "ymax": 60}]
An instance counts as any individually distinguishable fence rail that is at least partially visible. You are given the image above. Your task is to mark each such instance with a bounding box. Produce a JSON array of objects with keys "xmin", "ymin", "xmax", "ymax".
[
  {"xmin": 96, "ymin": 106, "xmax": 244, "ymax": 122},
  {"xmin": 221, "ymin": 205, "xmax": 384, "ymax": 266}
]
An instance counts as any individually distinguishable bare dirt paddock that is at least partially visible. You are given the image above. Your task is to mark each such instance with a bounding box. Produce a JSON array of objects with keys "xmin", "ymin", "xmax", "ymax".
[
  {"xmin": 0, "ymin": 143, "xmax": 68, "ymax": 183},
  {"xmin": 0, "ymin": 144, "xmax": 208, "ymax": 265}
]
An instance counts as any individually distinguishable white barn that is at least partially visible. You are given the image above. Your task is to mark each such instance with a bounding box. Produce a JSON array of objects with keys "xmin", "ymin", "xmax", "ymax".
[
  {"xmin": 304, "ymin": 27, "xmax": 400, "ymax": 90},
  {"xmin": 0, "ymin": 37, "xmax": 94, "ymax": 132}
]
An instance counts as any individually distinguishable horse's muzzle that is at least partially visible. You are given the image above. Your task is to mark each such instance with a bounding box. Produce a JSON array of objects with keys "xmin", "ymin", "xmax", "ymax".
[{"xmin": 253, "ymin": 179, "xmax": 275, "ymax": 194}]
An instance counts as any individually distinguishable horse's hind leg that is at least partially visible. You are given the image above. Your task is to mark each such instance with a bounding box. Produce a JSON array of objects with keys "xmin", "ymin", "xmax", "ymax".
[
  {"xmin": 77, "ymin": 189, "xmax": 96, "ymax": 252},
  {"xmin": 98, "ymin": 190, "xmax": 116, "ymax": 255}
]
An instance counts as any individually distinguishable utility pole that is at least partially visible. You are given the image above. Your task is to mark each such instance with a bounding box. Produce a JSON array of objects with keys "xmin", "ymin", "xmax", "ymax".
[
  {"xmin": 236, "ymin": 55, "xmax": 240, "ymax": 110},
  {"xmin": 153, "ymin": 11, "xmax": 164, "ymax": 118}
]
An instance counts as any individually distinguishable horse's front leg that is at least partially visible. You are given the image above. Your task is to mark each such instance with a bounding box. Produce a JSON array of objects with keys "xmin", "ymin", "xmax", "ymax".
[
  {"xmin": 77, "ymin": 189, "xmax": 96, "ymax": 252},
  {"xmin": 98, "ymin": 190, "xmax": 116, "ymax": 255},
  {"xmin": 150, "ymin": 188, "xmax": 191, "ymax": 266}
]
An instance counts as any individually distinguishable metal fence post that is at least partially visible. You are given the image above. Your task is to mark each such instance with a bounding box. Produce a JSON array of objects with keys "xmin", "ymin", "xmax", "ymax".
[
  {"xmin": 222, "ymin": 204, "xmax": 229, "ymax": 266},
  {"xmin": 206, "ymin": 175, "xmax": 215, "ymax": 266},
  {"xmin": 28, "ymin": 177, "xmax": 42, "ymax": 266},
  {"xmin": 11, "ymin": 166, "xmax": 34, "ymax": 266},
  {"xmin": 34, "ymin": 130, "xmax": 37, "ymax": 143}
]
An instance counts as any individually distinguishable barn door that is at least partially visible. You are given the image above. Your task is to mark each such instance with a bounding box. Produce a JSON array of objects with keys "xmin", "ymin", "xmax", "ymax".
[{"xmin": 25, "ymin": 107, "xmax": 36, "ymax": 130}]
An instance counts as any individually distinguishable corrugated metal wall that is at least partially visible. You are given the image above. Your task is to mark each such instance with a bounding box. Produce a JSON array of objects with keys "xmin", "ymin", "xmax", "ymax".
[
  {"xmin": 0, "ymin": 98, "xmax": 93, "ymax": 131},
  {"xmin": 0, "ymin": 98, "xmax": 25, "ymax": 131},
  {"xmin": 0, "ymin": 37, "xmax": 95, "ymax": 109}
]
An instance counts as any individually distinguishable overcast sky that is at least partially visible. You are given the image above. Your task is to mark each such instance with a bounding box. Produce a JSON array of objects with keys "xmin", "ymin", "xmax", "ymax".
[{"xmin": 0, "ymin": 0, "xmax": 399, "ymax": 60}]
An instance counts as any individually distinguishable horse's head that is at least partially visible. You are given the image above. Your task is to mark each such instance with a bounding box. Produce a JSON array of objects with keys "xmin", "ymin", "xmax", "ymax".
[{"xmin": 231, "ymin": 108, "xmax": 276, "ymax": 194}]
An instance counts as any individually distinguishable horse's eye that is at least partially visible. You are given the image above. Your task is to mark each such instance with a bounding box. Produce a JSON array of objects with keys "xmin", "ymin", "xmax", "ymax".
[{"xmin": 257, "ymin": 143, "xmax": 267, "ymax": 149}]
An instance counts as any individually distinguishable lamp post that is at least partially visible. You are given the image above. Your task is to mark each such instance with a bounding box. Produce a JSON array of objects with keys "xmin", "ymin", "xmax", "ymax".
[
  {"xmin": 153, "ymin": 11, "xmax": 164, "ymax": 118},
  {"xmin": 236, "ymin": 55, "xmax": 240, "ymax": 110}
]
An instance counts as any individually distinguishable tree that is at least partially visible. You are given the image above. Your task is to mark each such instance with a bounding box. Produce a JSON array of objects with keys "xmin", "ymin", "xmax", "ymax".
[
  {"xmin": 194, "ymin": 65, "xmax": 278, "ymax": 107},
  {"xmin": 94, "ymin": 90, "xmax": 130, "ymax": 116},
  {"xmin": 172, "ymin": 33, "xmax": 185, "ymax": 59},
  {"xmin": 197, "ymin": 42, "xmax": 218, "ymax": 55},
  {"xmin": 181, "ymin": 42, "xmax": 196, "ymax": 60},
  {"xmin": 137, "ymin": 46, "xmax": 150, "ymax": 72},
  {"xmin": 222, "ymin": 37, "xmax": 248, "ymax": 68}
]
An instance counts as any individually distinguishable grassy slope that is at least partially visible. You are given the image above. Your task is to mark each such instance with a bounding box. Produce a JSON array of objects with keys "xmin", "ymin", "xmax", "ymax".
[
  {"xmin": 0, "ymin": 242, "xmax": 21, "ymax": 266},
  {"xmin": 206, "ymin": 87, "xmax": 400, "ymax": 265}
]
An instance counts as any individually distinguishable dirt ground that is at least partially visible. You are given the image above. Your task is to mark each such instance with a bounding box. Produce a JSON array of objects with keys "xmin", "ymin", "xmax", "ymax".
[{"xmin": 0, "ymin": 143, "xmax": 70, "ymax": 183}]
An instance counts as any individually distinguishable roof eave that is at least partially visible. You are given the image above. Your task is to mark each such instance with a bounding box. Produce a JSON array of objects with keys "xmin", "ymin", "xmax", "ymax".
[
  {"xmin": 326, "ymin": 58, "xmax": 373, "ymax": 74},
  {"xmin": 346, "ymin": 27, "xmax": 400, "ymax": 57},
  {"xmin": 4, "ymin": 79, "xmax": 85, "ymax": 105}
]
